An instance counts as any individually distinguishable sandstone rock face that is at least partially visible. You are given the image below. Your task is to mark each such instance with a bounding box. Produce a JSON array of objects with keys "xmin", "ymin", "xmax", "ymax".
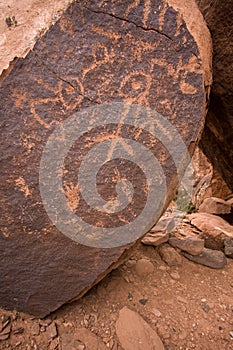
[
  {"xmin": 196, "ymin": 0, "xmax": 233, "ymax": 192},
  {"xmin": 0, "ymin": 0, "xmax": 72, "ymax": 74},
  {"xmin": 0, "ymin": 0, "xmax": 211, "ymax": 316},
  {"xmin": 192, "ymin": 147, "xmax": 232, "ymax": 207},
  {"xmin": 210, "ymin": 170, "xmax": 232, "ymax": 200},
  {"xmin": 199, "ymin": 197, "xmax": 232, "ymax": 215}
]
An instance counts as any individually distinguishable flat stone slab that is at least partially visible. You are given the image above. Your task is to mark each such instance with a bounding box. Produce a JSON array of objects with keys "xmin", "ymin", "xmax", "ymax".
[
  {"xmin": 199, "ymin": 196, "xmax": 231, "ymax": 215},
  {"xmin": 116, "ymin": 306, "xmax": 165, "ymax": 350},
  {"xmin": 169, "ymin": 236, "xmax": 204, "ymax": 255},
  {"xmin": 0, "ymin": 0, "xmax": 211, "ymax": 316},
  {"xmin": 183, "ymin": 248, "xmax": 227, "ymax": 269}
]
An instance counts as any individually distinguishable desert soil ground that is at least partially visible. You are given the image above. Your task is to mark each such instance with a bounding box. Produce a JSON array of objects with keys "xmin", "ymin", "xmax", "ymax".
[{"xmin": 0, "ymin": 218, "xmax": 233, "ymax": 350}]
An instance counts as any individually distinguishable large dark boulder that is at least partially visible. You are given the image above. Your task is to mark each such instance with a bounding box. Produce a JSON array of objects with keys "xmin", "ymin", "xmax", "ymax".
[{"xmin": 0, "ymin": 0, "xmax": 211, "ymax": 316}]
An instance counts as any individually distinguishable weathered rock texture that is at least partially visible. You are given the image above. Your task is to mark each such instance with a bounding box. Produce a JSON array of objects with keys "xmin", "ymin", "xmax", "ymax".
[
  {"xmin": 169, "ymin": 236, "xmax": 204, "ymax": 255},
  {"xmin": 188, "ymin": 213, "xmax": 233, "ymax": 251},
  {"xmin": 199, "ymin": 197, "xmax": 232, "ymax": 215},
  {"xmin": 224, "ymin": 238, "xmax": 233, "ymax": 259},
  {"xmin": 196, "ymin": 0, "xmax": 233, "ymax": 191},
  {"xmin": 183, "ymin": 248, "xmax": 227, "ymax": 269},
  {"xmin": 141, "ymin": 216, "xmax": 175, "ymax": 246},
  {"xmin": 0, "ymin": 0, "xmax": 72, "ymax": 74},
  {"xmin": 0, "ymin": 0, "xmax": 211, "ymax": 316},
  {"xmin": 159, "ymin": 244, "xmax": 183, "ymax": 267},
  {"xmin": 192, "ymin": 147, "xmax": 232, "ymax": 207}
]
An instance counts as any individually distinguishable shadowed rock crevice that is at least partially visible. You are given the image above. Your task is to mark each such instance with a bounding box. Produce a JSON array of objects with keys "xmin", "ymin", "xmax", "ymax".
[{"xmin": 196, "ymin": 0, "xmax": 233, "ymax": 191}]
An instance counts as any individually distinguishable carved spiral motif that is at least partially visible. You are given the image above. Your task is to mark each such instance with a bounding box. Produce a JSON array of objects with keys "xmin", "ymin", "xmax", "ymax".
[{"xmin": 39, "ymin": 102, "xmax": 193, "ymax": 248}]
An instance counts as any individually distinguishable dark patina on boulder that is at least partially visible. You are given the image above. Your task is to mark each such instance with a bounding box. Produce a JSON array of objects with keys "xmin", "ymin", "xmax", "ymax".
[{"xmin": 0, "ymin": 0, "xmax": 211, "ymax": 316}]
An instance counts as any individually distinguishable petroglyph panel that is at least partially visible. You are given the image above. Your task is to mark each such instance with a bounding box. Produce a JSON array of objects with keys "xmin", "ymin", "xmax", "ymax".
[{"xmin": 0, "ymin": 0, "xmax": 211, "ymax": 316}]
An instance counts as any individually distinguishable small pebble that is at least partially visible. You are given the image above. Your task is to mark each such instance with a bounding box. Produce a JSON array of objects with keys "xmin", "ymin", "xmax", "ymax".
[
  {"xmin": 201, "ymin": 303, "xmax": 210, "ymax": 313},
  {"xmin": 46, "ymin": 322, "xmax": 57, "ymax": 339},
  {"xmin": 158, "ymin": 266, "xmax": 167, "ymax": 271},
  {"xmin": 125, "ymin": 259, "xmax": 136, "ymax": 268},
  {"xmin": 135, "ymin": 259, "xmax": 154, "ymax": 277},
  {"xmin": 124, "ymin": 275, "xmax": 130, "ymax": 283},
  {"xmin": 31, "ymin": 323, "xmax": 40, "ymax": 336},
  {"xmin": 170, "ymin": 271, "xmax": 180, "ymax": 280},
  {"xmin": 12, "ymin": 327, "xmax": 24, "ymax": 335},
  {"xmin": 77, "ymin": 345, "xmax": 85, "ymax": 350},
  {"xmin": 151, "ymin": 308, "xmax": 161, "ymax": 317},
  {"xmin": 128, "ymin": 293, "xmax": 133, "ymax": 301},
  {"xmin": 177, "ymin": 296, "xmax": 188, "ymax": 304},
  {"xmin": 39, "ymin": 319, "xmax": 52, "ymax": 327}
]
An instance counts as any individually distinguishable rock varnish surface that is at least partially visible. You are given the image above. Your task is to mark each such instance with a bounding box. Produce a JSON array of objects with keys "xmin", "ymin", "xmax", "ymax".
[{"xmin": 0, "ymin": 0, "xmax": 211, "ymax": 316}]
